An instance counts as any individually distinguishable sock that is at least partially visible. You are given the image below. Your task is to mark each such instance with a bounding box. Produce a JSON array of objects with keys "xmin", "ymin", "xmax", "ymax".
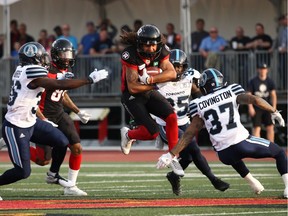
[
  {"xmin": 68, "ymin": 168, "xmax": 79, "ymax": 185},
  {"xmin": 164, "ymin": 113, "xmax": 178, "ymax": 150},
  {"xmin": 128, "ymin": 125, "xmax": 158, "ymax": 140},
  {"xmin": 244, "ymin": 172, "xmax": 255, "ymax": 184},
  {"xmin": 69, "ymin": 153, "xmax": 82, "ymax": 170},
  {"xmin": 282, "ymin": 173, "xmax": 288, "ymax": 187}
]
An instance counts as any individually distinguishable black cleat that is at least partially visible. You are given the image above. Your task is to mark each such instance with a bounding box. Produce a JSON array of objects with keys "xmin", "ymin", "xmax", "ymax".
[
  {"xmin": 166, "ymin": 171, "xmax": 182, "ymax": 196},
  {"xmin": 211, "ymin": 177, "xmax": 230, "ymax": 191}
]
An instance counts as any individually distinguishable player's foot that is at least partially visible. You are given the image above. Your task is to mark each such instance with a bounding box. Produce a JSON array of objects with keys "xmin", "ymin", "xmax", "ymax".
[
  {"xmin": 155, "ymin": 135, "xmax": 164, "ymax": 150},
  {"xmin": 249, "ymin": 177, "xmax": 264, "ymax": 194},
  {"xmin": 166, "ymin": 171, "xmax": 182, "ymax": 196},
  {"xmin": 283, "ymin": 187, "xmax": 288, "ymax": 198},
  {"xmin": 169, "ymin": 157, "xmax": 184, "ymax": 177},
  {"xmin": 64, "ymin": 186, "xmax": 87, "ymax": 196},
  {"xmin": 120, "ymin": 127, "xmax": 136, "ymax": 155},
  {"xmin": 46, "ymin": 172, "xmax": 74, "ymax": 188},
  {"xmin": 0, "ymin": 138, "xmax": 6, "ymax": 150},
  {"xmin": 0, "ymin": 196, "xmax": 3, "ymax": 201},
  {"xmin": 211, "ymin": 177, "xmax": 230, "ymax": 191}
]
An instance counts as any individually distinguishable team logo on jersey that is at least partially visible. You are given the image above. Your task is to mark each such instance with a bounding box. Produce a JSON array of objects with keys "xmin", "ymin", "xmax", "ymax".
[
  {"xmin": 23, "ymin": 44, "xmax": 37, "ymax": 57},
  {"xmin": 122, "ymin": 51, "xmax": 130, "ymax": 60},
  {"xmin": 153, "ymin": 62, "xmax": 159, "ymax": 67}
]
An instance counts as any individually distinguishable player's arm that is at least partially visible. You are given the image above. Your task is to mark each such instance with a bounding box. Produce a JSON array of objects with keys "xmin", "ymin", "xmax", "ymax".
[
  {"xmin": 190, "ymin": 82, "xmax": 202, "ymax": 99},
  {"xmin": 149, "ymin": 58, "xmax": 177, "ymax": 84},
  {"xmin": 170, "ymin": 115, "xmax": 204, "ymax": 157},
  {"xmin": 270, "ymin": 90, "xmax": 277, "ymax": 110},
  {"xmin": 126, "ymin": 66, "xmax": 155, "ymax": 94},
  {"xmin": 236, "ymin": 93, "xmax": 276, "ymax": 113},
  {"xmin": 36, "ymin": 108, "xmax": 46, "ymax": 120},
  {"xmin": 62, "ymin": 93, "xmax": 80, "ymax": 113}
]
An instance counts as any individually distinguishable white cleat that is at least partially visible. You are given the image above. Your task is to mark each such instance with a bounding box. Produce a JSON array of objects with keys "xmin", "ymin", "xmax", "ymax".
[
  {"xmin": 283, "ymin": 187, "xmax": 288, "ymax": 198},
  {"xmin": 0, "ymin": 138, "xmax": 6, "ymax": 150},
  {"xmin": 46, "ymin": 172, "xmax": 74, "ymax": 188},
  {"xmin": 0, "ymin": 196, "xmax": 3, "ymax": 201},
  {"xmin": 249, "ymin": 177, "xmax": 265, "ymax": 195},
  {"xmin": 169, "ymin": 157, "xmax": 184, "ymax": 177},
  {"xmin": 64, "ymin": 186, "xmax": 87, "ymax": 196},
  {"xmin": 120, "ymin": 127, "xmax": 136, "ymax": 155},
  {"xmin": 155, "ymin": 135, "xmax": 164, "ymax": 150}
]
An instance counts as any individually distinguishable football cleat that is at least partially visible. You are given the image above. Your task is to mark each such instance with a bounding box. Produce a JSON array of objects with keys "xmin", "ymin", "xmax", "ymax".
[
  {"xmin": 0, "ymin": 196, "xmax": 2, "ymax": 201},
  {"xmin": 46, "ymin": 172, "xmax": 74, "ymax": 188},
  {"xmin": 120, "ymin": 127, "xmax": 136, "ymax": 155},
  {"xmin": 64, "ymin": 186, "xmax": 87, "ymax": 196},
  {"xmin": 283, "ymin": 187, "xmax": 288, "ymax": 198},
  {"xmin": 248, "ymin": 177, "xmax": 265, "ymax": 195},
  {"xmin": 166, "ymin": 171, "xmax": 182, "ymax": 196},
  {"xmin": 169, "ymin": 157, "xmax": 185, "ymax": 177},
  {"xmin": 155, "ymin": 135, "xmax": 164, "ymax": 150},
  {"xmin": 211, "ymin": 177, "xmax": 230, "ymax": 191},
  {"xmin": 0, "ymin": 138, "xmax": 6, "ymax": 150}
]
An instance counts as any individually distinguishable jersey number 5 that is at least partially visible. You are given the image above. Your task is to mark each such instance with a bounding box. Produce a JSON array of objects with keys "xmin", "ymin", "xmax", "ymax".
[{"xmin": 204, "ymin": 102, "xmax": 237, "ymax": 135}]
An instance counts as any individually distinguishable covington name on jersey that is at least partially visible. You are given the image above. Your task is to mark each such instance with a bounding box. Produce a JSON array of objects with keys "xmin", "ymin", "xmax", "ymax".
[{"xmin": 198, "ymin": 90, "xmax": 232, "ymax": 110}]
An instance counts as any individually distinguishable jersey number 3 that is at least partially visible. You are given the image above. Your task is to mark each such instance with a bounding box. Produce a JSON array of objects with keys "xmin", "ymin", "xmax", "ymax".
[{"xmin": 204, "ymin": 102, "xmax": 237, "ymax": 135}]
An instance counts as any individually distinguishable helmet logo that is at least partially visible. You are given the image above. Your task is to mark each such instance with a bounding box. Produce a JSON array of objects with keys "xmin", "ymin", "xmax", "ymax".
[
  {"xmin": 200, "ymin": 73, "xmax": 207, "ymax": 87},
  {"xmin": 23, "ymin": 44, "xmax": 38, "ymax": 57},
  {"xmin": 122, "ymin": 51, "xmax": 130, "ymax": 60}
]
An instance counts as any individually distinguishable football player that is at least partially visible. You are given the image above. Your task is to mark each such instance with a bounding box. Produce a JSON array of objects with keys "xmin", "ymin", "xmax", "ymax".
[
  {"xmin": 0, "ymin": 42, "xmax": 108, "ymax": 200},
  {"xmin": 120, "ymin": 24, "xmax": 183, "ymax": 174},
  {"xmin": 154, "ymin": 49, "xmax": 229, "ymax": 195},
  {"xmin": 157, "ymin": 68, "xmax": 288, "ymax": 198}
]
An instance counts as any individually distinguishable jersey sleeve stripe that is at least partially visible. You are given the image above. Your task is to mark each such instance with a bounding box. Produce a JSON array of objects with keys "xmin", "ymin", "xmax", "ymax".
[
  {"xmin": 189, "ymin": 103, "xmax": 197, "ymax": 116},
  {"xmin": 231, "ymin": 84, "xmax": 245, "ymax": 95},
  {"xmin": 26, "ymin": 68, "xmax": 48, "ymax": 78}
]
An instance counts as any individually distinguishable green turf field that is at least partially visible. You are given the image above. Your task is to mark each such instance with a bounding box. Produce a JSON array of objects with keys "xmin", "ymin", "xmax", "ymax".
[{"xmin": 0, "ymin": 161, "xmax": 287, "ymax": 216}]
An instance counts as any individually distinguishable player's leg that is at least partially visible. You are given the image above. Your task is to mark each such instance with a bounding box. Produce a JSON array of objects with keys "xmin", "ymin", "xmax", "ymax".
[
  {"xmin": 251, "ymin": 109, "xmax": 262, "ymax": 138},
  {"xmin": 0, "ymin": 120, "xmax": 32, "ymax": 185},
  {"xmin": 263, "ymin": 111, "xmax": 274, "ymax": 142},
  {"xmin": 56, "ymin": 113, "xmax": 87, "ymax": 196}
]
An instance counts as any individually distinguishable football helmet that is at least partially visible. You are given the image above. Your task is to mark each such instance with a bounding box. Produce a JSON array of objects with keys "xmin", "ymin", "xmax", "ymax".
[
  {"xmin": 199, "ymin": 68, "xmax": 226, "ymax": 95},
  {"xmin": 169, "ymin": 49, "xmax": 188, "ymax": 80},
  {"xmin": 18, "ymin": 42, "xmax": 50, "ymax": 68},
  {"xmin": 51, "ymin": 38, "xmax": 75, "ymax": 70},
  {"xmin": 136, "ymin": 24, "xmax": 162, "ymax": 59}
]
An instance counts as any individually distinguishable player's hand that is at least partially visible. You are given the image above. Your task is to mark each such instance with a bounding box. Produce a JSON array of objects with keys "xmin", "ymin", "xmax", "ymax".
[
  {"xmin": 271, "ymin": 110, "xmax": 285, "ymax": 127},
  {"xmin": 139, "ymin": 68, "xmax": 151, "ymax": 85},
  {"xmin": 88, "ymin": 68, "xmax": 109, "ymax": 83},
  {"xmin": 77, "ymin": 110, "xmax": 91, "ymax": 124},
  {"xmin": 156, "ymin": 152, "xmax": 173, "ymax": 169},
  {"xmin": 44, "ymin": 118, "xmax": 58, "ymax": 127},
  {"xmin": 57, "ymin": 72, "xmax": 74, "ymax": 80}
]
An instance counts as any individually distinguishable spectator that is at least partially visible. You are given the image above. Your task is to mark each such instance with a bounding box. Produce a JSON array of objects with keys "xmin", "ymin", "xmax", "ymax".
[
  {"xmin": 199, "ymin": 27, "xmax": 227, "ymax": 69},
  {"xmin": 133, "ymin": 19, "xmax": 143, "ymax": 32},
  {"xmin": 59, "ymin": 24, "xmax": 78, "ymax": 50},
  {"xmin": 247, "ymin": 63, "xmax": 277, "ymax": 142},
  {"xmin": 229, "ymin": 26, "xmax": 251, "ymax": 87},
  {"xmin": 246, "ymin": 23, "xmax": 273, "ymax": 66},
  {"xmin": 38, "ymin": 29, "xmax": 51, "ymax": 51},
  {"xmin": 96, "ymin": 18, "xmax": 118, "ymax": 41},
  {"xmin": 10, "ymin": 19, "xmax": 20, "ymax": 52},
  {"xmin": 89, "ymin": 29, "xmax": 116, "ymax": 55},
  {"xmin": 164, "ymin": 23, "xmax": 181, "ymax": 49},
  {"xmin": 53, "ymin": 25, "xmax": 62, "ymax": 38},
  {"xmin": 0, "ymin": 34, "xmax": 4, "ymax": 58},
  {"xmin": 18, "ymin": 23, "xmax": 35, "ymax": 46},
  {"xmin": 191, "ymin": 18, "xmax": 209, "ymax": 71},
  {"xmin": 275, "ymin": 14, "xmax": 288, "ymax": 89},
  {"xmin": 78, "ymin": 21, "xmax": 100, "ymax": 55},
  {"xmin": 11, "ymin": 42, "xmax": 21, "ymax": 57}
]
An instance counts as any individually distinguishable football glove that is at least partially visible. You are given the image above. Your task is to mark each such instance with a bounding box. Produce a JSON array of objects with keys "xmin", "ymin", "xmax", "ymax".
[
  {"xmin": 156, "ymin": 152, "xmax": 173, "ymax": 169},
  {"xmin": 44, "ymin": 118, "xmax": 58, "ymax": 127},
  {"xmin": 57, "ymin": 72, "xmax": 74, "ymax": 80},
  {"xmin": 77, "ymin": 110, "xmax": 91, "ymax": 124},
  {"xmin": 139, "ymin": 68, "xmax": 151, "ymax": 85},
  {"xmin": 88, "ymin": 68, "xmax": 109, "ymax": 83},
  {"xmin": 271, "ymin": 110, "xmax": 285, "ymax": 127}
]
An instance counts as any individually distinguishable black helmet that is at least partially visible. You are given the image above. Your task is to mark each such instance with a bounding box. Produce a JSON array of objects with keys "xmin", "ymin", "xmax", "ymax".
[
  {"xmin": 199, "ymin": 68, "xmax": 226, "ymax": 95},
  {"xmin": 18, "ymin": 42, "xmax": 50, "ymax": 68},
  {"xmin": 169, "ymin": 49, "xmax": 188, "ymax": 80},
  {"xmin": 51, "ymin": 38, "xmax": 75, "ymax": 69},
  {"xmin": 136, "ymin": 24, "xmax": 162, "ymax": 58}
]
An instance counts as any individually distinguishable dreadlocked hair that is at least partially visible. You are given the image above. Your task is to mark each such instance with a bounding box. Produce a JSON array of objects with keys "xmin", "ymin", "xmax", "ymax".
[{"xmin": 120, "ymin": 32, "xmax": 137, "ymax": 46}]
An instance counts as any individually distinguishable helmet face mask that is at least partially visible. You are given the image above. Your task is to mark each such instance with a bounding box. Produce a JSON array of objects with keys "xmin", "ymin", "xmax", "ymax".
[
  {"xmin": 18, "ymin": 42, "xmax": 50, "ymax": 67},
  {"xmin": 136, "ymin": 24, "xmax": 162, "ymax": 59},
  {"xmin": 169, "ymin": 49, "xmax": 188, "ymax": 80},
  {"xmin": 199, "ymin": 68, "xmax": 225, "ymax": 95},
  {"xmin": 51, "ymin": 38, "xmax": 75, "ymax": 70}
]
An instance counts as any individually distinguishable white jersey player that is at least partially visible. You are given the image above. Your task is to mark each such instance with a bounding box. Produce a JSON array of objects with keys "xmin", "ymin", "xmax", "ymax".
[
  {"xmin": 156, "ymin": 49, "xmax": 230, "ymax": 196},
  {"xmin": 157, "ymin": 68, "xmax": 288, "ymax": 198}
]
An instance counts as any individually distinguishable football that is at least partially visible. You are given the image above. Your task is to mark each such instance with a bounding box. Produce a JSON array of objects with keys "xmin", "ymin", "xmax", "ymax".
[{"xmin": 145, "ymin": 67, "xmax": 162, "ymax": 76}]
